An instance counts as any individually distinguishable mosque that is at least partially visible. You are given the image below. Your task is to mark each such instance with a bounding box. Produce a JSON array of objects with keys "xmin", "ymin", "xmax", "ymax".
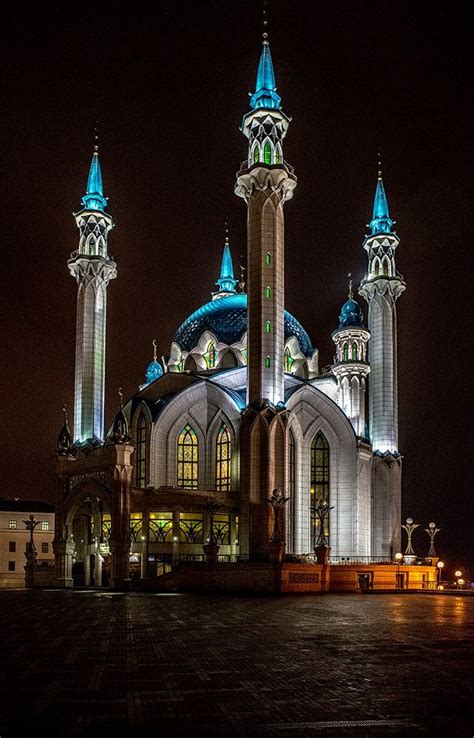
[{"xmin": 53, "ymin": 33, "xmax": 405, "ymax": 588}]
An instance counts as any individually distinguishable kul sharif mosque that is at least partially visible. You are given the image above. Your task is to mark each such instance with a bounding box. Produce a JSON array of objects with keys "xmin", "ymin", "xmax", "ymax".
[{"xmin": 53, "ymin": 31, "xmax": 405, "ymax": 588}]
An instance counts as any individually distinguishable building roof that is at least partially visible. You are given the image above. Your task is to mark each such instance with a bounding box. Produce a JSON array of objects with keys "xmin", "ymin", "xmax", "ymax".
[
  {"xmin": 0, "ymin": 498, "xmax": 55, "ymax": 513},
  {"xmin": 173, "ymin": 293, "xmax": 314, "ymax": 356}
]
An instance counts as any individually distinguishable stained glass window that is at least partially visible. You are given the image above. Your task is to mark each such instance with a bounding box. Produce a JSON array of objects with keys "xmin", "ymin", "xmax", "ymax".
[
  {"xmin": 136, "ymin": 414, "xmax": 146, "ymax": 487},
  {"xmin": 265, "ymin": 321, "xmax": 271, "ymax": 333},
  {"xmin": 343, "ymin": 343, "xmax": 349, "ymax": 361},
  {"xmin": 212, "ymin": 514, "xmax": 230, "ymax": 545},
  {"xmin": 149, "ymin": 512, "xmax": 173, "ymax": 542},
  {"xmin": 275, "ymin": 146, "xmax": 282, "ymax": 164},
  {"xmin": 204, "ymin": 341, "xmax": 216, "ymax": 369},
  {"xmin": 265, "ymin": 286, "xmax": 271, "ymax": 298},
  {"xmin": 310, "ymin": 432, "xmax": 330, "ymax": 547},
  {"xmin": 383, "ymin": 259, "xmax": 389, "ymax": 276},
  {"xmin": 253, "ymin": 145, "xmax": 259, "ymax": 163},
  {"xmin": 374, "ymin": 260, "xmax": 380, "ymax": 277},
  {"xmin": 352, "ymin": 343, "xmax": 358, "ymax": 360},
  {"xmin": 177, "ymin": 424, "xmax": 198, "ymax": 488},
  {"xmin": 130, "ymin": 513, "xmax": 143, "ymax": 542},
  {"xmin": 264, "ymin": 141, "xmax": 272, "ymax": 165},
  {"xmin": 216, "ymin": 424, "xmax": 231, "ymax": 492},
  {"xmin": 266, "ymin": 252, "xmax": 271, "ymax": 265},
  {"xmin": 179, "ymin": 512, "xmax": 203, "ymax": 543},
  {"xmin": 101, "ymin": 513, "xmax": 111, "ymax": 543},
  {"xmin": 265, "ymin": 356, "xmax": 271, "ymax": 368},
  {"xmin": 284, "ymin": 347, "xmax": 293, "ymax": 373}
]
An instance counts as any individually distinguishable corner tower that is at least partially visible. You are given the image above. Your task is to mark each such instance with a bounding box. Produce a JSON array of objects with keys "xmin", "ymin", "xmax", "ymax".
[
  {"xmin": 359, "ymin": 170, "xmax": 405, "ymax": 556},
  {"xmin": 235, "ymin": 33, "xmax": 296, "ymax": 405},
  {"xmin": 68, "ymin": 145, "xmax": 117, "ymax": 444}
]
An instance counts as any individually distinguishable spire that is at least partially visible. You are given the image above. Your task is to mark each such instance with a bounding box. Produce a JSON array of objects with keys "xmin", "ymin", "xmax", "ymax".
[
  {"xmin": 249, "ymin": 35, "xmax": 281, "ymax": 110},
  {"xmin": 213, "ymin": 227, "xmax": 239, "ymax": 298},
  {"xmin": 369, "ymin": 160, "xmax": 393, "ymax": 235},
  {"xmin": 57, "ymin": 406, "xmax": 73, "ymax": 455},
  {"xmin": 81, "ymin": 130, "xmax": 107, "ymax": 212},
  {"xmin": 348, "ymin": 272, "xmax": 353, "ymax": 300},
  {"xmin": 112, "ymin": 388, "xmax": 130, "ymax": 444},
  {"xmin": 145, "ymin": 339, "xmax": 163, "ymax": 384}
]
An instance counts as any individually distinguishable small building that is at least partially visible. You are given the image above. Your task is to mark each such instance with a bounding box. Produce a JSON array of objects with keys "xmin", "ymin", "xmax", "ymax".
[{"xmin": 0, "ymin": 499, "xmax": 55, "ymax": 588}]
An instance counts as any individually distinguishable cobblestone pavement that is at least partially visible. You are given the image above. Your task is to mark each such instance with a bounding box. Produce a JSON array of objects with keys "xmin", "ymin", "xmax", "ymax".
[{"xmin": 0, "ymin": 591, "xmax": 472, "ymax": 738}]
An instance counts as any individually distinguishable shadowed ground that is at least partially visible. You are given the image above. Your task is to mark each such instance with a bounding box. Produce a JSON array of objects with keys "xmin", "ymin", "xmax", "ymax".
[{"xmin": 0, "ymin": 591, "xmax": 472, "ymax": 737}]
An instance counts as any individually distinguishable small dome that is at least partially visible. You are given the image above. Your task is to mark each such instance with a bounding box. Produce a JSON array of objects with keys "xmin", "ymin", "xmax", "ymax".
[
  {"xmin": 338, "ymin": 298, "xmax": 364, "ymax": 329},
  {"xmin": 145, "ymin": 359, "xmax": 163, "ymax": 385}
]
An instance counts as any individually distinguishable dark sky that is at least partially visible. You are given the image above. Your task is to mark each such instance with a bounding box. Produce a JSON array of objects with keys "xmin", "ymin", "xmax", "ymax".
[{"xmin": 2, "ymin": 1, "xmax": 472, "ymax": 574}]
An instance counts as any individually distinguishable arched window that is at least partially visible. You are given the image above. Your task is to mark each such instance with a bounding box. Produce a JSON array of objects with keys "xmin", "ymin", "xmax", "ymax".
[
  {"xmin": 265, "ymin": 355, "xmax": 271, "ymax": 368},
  {"xmin": 266, "ymin": 252, "xmax": 271, "ymax": 265},
  {"xmin": 373, "ymin": 259, "xmax": 380, "ymax": 277},
  {"xmin": 216, "ymin": 424, "xmax": 231, "ymax": 492},
  {"xmin": 136, "ymin": 415, "xmax": 146, "ymax": 487},
  {"xmin": 265, "ymin": 286, "xmax": 271, "ymax": 298},
  {"xmin": 275, "ymin": 145, "xmax": 282, "ymax": 164},
  {"xmin": 253, "ymin": 145, "xmax": 259, "ymax": 163},
  {"xmin": 265, "ymin": 321, "xmax": 271, "ymax": 333},
  {"xmin": 352, "ymin": 342, "xmax": 358, "ymax": 360},
  {"xmin": 264, "ymin": 141, "xmax": 272, "ymax": 165},
  {"xmin": 177, "ymin": 424, "xmax": 198, "ymax": 489},
  {"xmin": 205, "ymin": 341, "xmax": 216, "ymax": 369},
  {"xmin": 310, "ymin": 432, "xmax": 330, "ymax": 547},
  {"xmin": 288, "ymin": 430, "xmax": 296, "ymax": 550},
  {"xmin": 382, "ymin": 258, "xmax": 389, "ymax": 276},
  {"xmin": 343, "ymin": 343, "xmax": 349, "ymax": 361},
  {"xmin": 284, "ymin": 346, "xmax": 293, "ymax": 373}
]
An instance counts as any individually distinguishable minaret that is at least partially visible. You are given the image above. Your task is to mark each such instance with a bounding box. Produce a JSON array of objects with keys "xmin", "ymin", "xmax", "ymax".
[
  {"xmin": 332, "ymin": 278, "xmax": 370, "ymax": 437},
  {"xmin": 212, "ymin": 228, "xmax": 239, "ymax": 300},
  {"xmin": 359, "ymin": 170, "xmax": 405, "ymax": 452},
  {"xmin": 359, "ymin": 169, "xmax": 405, "ymax": 556},
  {"xmin": 235, "ymin": 32, "xmax": 296, "ymax": 406},
  {"xmin": 68, "ymin": 143, "xmax": 117, "ymax": 444}
]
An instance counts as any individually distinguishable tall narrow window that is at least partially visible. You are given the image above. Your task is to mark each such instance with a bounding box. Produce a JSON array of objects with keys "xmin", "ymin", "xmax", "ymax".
[
  {"xmin": 177, "ymin": 424, "xmax": 198, "ymax": 489},
  {"xmin": 265, "ymin": 321, "xmax": 271, "ymax": 333},
  {"xmin": 310, "ymin": 432, "xmax": 330, "ymax": 547},
  {"xmin": 216, "ymin": 424, "xmax": 231, "ymax": 492},
  {"xmin": 343, "ymin": 343, "xmax": 349, "ymax": 361},
  {"xmin": 288, "ymin": 430, "xmax": 296, "ymax": 551},
  {"xmin": 284, "ymin": 347, "xmax": 293, "ymax": 373},
  {"xmin": 136, "ymin": 415, "xmax": 146, "ymax": 487},
  {"xmin": 265, "ymin": 355, "xmax": 271, "ymax": 368},
  {"xmin": 205, "ymin": 341, "xmax": 216, "ymax": 369},
  {"xmin": 352, "ymin": 342, "xmax": 358, "ymax": 361},
  {"xmin": 275, "ymin": 146, "xmax": 282, "ymax": 164},
  {"xmin": 253, "ymin": 145, "xmax": 259, "ymax": 163},
  {"xmin": 383, "ymin": 259, "xmax": 389, "ymax": 276},
  {"xmin": 266, "ymin": 252, "xmax": 271, "ymax": 265},
  {"xmin": 265, "ymin": 286, "xmax": 271, "ymax": 298},
  {"xmin": 264, "ymin": 141, "xmax": 272, "ymax": 165},
  {"xmin": 373, "ymin": 259, "xmax": 380, "ymax": 277}
]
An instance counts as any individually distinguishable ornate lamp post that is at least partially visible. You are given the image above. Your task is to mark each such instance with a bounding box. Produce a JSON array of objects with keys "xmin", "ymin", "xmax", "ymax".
[
  {"xmin": 436, "ymin": 560, "xmax": 444, "ymax": 588},
  {"xmin": 401, "ymin": 517, "xmax": 419, "ymax": 563},
  {"xmin": 424, "ymin": 521, "xmax": 440, "ymax": 558},
  {"xmin": 23, "ymin": 515, "xmax": 40, "ymax": 559},
  {"xmin": 313, "ymin": 500, "xmax": 334, "ymax": 564},
  {"xmin": 394, "ymin": 552, "xmax": 403, "ymax": 589},
  {"xmin": 266, "ymin": 489, "xmax": 290, "ymax": 562},
  {"xmin": 202, "ymin": 502, "xmax": 222, "ymax": 563},
  {"xmin": 454, "ymin": 570, "xmax": 462, "ymax": 590}
]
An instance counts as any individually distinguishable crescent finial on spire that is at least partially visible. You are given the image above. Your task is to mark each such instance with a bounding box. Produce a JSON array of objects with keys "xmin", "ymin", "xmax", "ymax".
[
  {"xmin": 118, "ymin": 387, "xmax": 123, "ymax": 410},
  {"xmin": 153, "ymin": 339, "xmax": 158, "ymax": 361},
  {"xmin": 348, "ymin": 273, "xmax": 353, "ymax": 300}
]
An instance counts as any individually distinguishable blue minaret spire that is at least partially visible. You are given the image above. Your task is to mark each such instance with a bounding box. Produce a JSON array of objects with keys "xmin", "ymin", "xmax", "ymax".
[
  {"xmin": 82, "ymin": 132, "xmax": 107, "ymax": 212},
  {"xmin": 369, "ymin": 165, "xmax": 393, "ymax": 235},
  {"xmin": 250, "ymin": 35, "xmax": 281, "ymax": 110},
  {"xmin": 213, "ymin": 226, "xmax": 239, "ymax": 298}
]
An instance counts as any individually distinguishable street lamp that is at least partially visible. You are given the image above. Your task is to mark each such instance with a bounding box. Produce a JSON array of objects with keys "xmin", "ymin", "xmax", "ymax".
[
  {"xmin": 395, "ymin": 552, "xmax": 403, "ymax": 589},
  {"xmin": 454, "ymin": 571, "xmax": 462, "ymax": 589},
  {"xmin": 424, "ymin": 521, "xmax": 440, "ymax": 558},
  {"xmin": 458, "ymin": 578, "xmax": 465, "ymax": 589},
  {"xmin": 436, "ymin": 560, "xmax": 444, "ymax": 588}
]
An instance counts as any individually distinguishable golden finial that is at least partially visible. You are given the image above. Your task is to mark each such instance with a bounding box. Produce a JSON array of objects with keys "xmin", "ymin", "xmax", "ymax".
[
  {"xmin": 348, "ymin": 273, "xmax": 353, "ymax": 300},
  {"xmin": 153, "ymin": 339, "xmax": 158, "ymax": 362}
]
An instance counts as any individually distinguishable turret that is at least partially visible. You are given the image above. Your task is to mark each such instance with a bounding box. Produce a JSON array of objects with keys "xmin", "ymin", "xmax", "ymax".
[
  {"xmin": 332, "ymin": 279, "xmax": 370, "ymax": 438},
  {"xmin": 212, "ymin": 230, "xmax": 239, "ymax": 300}
]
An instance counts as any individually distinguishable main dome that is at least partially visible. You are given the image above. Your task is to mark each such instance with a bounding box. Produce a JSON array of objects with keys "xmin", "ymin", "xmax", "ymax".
[{"xmin": 174, "ymin": 293, "xmax": 314, "ymax": 356}]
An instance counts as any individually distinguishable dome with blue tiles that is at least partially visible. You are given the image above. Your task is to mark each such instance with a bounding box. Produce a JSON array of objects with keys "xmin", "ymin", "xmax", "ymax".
[
  {"xmin": 338, "ymin": 298, "xmax": 365, "ymax": 329},
  {"xmin": 145, "ymin": 359, "xmax": 163, "ymax": 384},
  {"xmin": 174, "ymin": 293, "xmax": 314, "ymax": 357}
]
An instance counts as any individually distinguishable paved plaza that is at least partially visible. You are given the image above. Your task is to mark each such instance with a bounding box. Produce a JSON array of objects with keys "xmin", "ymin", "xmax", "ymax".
[{"xmin": 0, "ymin": 591, "xmax": 472, "ymax": 737}]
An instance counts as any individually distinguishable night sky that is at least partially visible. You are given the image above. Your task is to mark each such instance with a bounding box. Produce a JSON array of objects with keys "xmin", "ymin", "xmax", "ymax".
[{"xmin": 2, "ymin": 1, "xmax": 472, "ymax": 573}]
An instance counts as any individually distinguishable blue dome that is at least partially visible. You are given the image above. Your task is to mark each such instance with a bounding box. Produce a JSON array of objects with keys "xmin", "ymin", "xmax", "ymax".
[
  {"xmin": 145, "ymin": 359, "xmax": 163, "ymax": 384},
  {"xmin": 174, "ymin": 293, "xmax": 314, "ymax": 357},
  {"xmin": 338, "ymin": 298, "xmax": 365, "ymax": 329}
]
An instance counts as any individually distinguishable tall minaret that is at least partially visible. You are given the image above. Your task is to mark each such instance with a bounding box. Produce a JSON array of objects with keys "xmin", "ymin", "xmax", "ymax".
[
  {"xmin": 235, "ymin": 32, "xmax": 296, "ymax": 405},
  {"xmin": 68, "ymin": 144, "xmax": 117, "ymax": 444},
  {"xmin": 359, "ymin": 169, "xmax": 405, "ymax": 556},
  {"xmin": 359, "ymin": 171, "xmax": 405, "ymax": 452}
]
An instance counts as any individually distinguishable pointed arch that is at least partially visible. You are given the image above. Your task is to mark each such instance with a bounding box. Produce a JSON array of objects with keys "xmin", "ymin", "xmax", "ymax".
[
  {"xmin": 263, "ymin": 140, "xmax": 272, "ymax": 165},
  {"xmin": 351, "ymin": 342, "xmax": 358, "ymax": 361},
  {"xmin": 219, "ymin": 348, "xmax": 238, "ymax": 369},
  {"xmin": 215, "ymin": 423, "xmax": 232, "ymax": 492},
  {"xmin": 177, "ymin": 423, "xmax": 198, "ymax": 489},
  {"xmin": 275, "ymin": 144, "xmax": 282, "ymax": 164},
  {"xmin": 372, "ymin": 257, "xmax": 381, "ymax": 277},
  {"xmin": 343, "ymin": 343, "xmax": 349, "ymax": 361},
  {"xmin": 204, "ymin": 341, "xmax": 216, "ymax": 368},
  {"xmin": 252, "ymin": 143, "xmax": 260, "ymax": 164},
  {"xmin": 284, "ymin": 346, "xmax": 293, "ymax": 373},
  {"xmin": 382, "ymin": 256, "xmax": 390, "ymax": 276},
  {"xmin": 310, "ymin": 431, "xmax": 330, "ymax": 547}
]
